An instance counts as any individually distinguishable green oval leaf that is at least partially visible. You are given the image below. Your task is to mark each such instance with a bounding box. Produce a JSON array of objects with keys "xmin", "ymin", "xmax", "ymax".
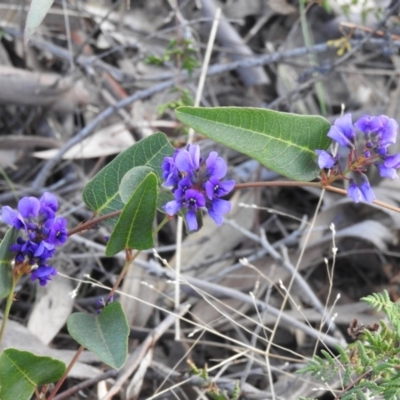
[
  {"xmin": 83, "ymin": 132, "xmax": 174, "ymax": 226},
  {"xmin": 119, "ymin": 166, "xmax": 154, "ymax": 203},
  {"xmin": 0, "ymin": 228, "xmax": 19, "ymax": 299},
  {"xmin": 67, "ymin": 301, "xmax": 129, "ymax": 369},
  {"xmin": 106, "ymin": 172, "xmax": 158, "ymax": 256},
  {"xmin": 0, "ymin": 348, "xmax": 65, "ymax": 400},
  {"xmin": 24, "ymin": 0, "xmax": 54, "ymax": 44},
  {"xmin": 176, "ymin": 107, "xmax": 331, "ymax": 181}
]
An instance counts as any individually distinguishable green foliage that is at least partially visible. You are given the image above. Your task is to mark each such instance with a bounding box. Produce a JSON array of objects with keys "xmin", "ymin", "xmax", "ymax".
[
  {"xmin": 362, "ymin": 291, "xmax": 400, "ymax": 335},
  {"xmin": 158, "ymin": 88, "xmax": 194, "ymax": 115},
  {"xmin": 0, "ymin": 348, "xmax": 65, "ymax": 400},
  {"xmin": 0, "ymin": 228, "xmax": 18, "ymax": 299},
  {"xmin": 146, "ymin": 38, "xmax": 198, "ymax": 115},
  {"xmin": 106, "ymin": 171, "xmax": 158, "ymax": 255},
  {"xmin": 67, "ymin": 301, "xmax": 129, "ymax": 369},
  {"xmin": 298, "ymin": 290, "xmax": 400, "ymax": 399},
  {"xmin": 146, "ymin": 38, "xmax": 200, "ymax": 76},
  {"xmin": 176, "ymin": 107, "xmax": 331, "ymax": 181},
  {"xmin": 188, "ymin": 361, "xmax": 240, "ymax": 399},
  {"xmin": 82, "ymin": 132, "xmax": 174, "ymax": 226}
]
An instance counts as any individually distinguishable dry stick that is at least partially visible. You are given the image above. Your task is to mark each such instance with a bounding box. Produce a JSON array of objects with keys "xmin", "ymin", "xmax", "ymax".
[
  {"xmin": 333, "ymin": 369, "xmax": 373, "ymax": 400},
  {"xmin": 136, "ymin": 258, "xmax": 342, "ymax": 347},
  {"xmin": 53, "ymin": 370, "xmax": 117, "ymax": 400},
  {"xmin": 258, "ymin": 228, "xmax": 345, "ymax": 343},
  {"xmin": 30, "ymin": 78, "xmax": 176, "ymax": 190},
  {"xmin": 331, "ymin": 0, "xmax": 400, "ymax": 70},
  {"xmin": 47, "ymin": 346, "xmax": 85, "ymax": 400},
  {"xmin": 101, "ymin": 303, "xmax": 190, "ymax": 400},
  {"xmin": 200, "ymin": 0, "xmax": 270, "ymax": 86},
  {"xmin": 265, "ymin": 189, "xmax": 326, "ymax": 393},
  {"xmin": 174, "ymin": 6, "xmax": 221, "ymax": 341},
  {"xmin": 25, "ymin": 43, "xmax": 340, "ymax": 192}
]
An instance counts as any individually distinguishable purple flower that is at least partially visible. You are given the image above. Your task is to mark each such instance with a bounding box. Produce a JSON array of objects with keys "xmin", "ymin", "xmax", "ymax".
[
  {"xmin": 347, "ymin": 177, "xmax": 375, "ymax": 203},
  {"xmin": 382, "ymin": 153, "xmax": 400, "ymax": 169},
  {"xmin": 18, "ymin": 197, "xmax": 40, "ymax": 219},
  {"xmin": 315, "ymin": 150, "xmax": 336, "ymax": 169},
  {"xmin": 354, "ymin": 115, "xmax": 383, "ymax": 134},
  {"xmin": 162, "ymin": 152, "xmax": 180, "ymax": 187},
  {"xmin": 162, "ymin": 147, "xmax": 234, "ymax": 232},
  {"xmin": 205, "ymin": 176, "xmax": 235, "ymax": 200},
  {"xmin": 164, "ymin": 199, "xmax": 183, "ymax": 216},
  {"xmin": 359, "ymin": 176, "xmax": 375, "ymax": 203},
  {"xmin": 379, "ymin": 116, "xmax": 398, "ymax": 147},
  {"xmin": 34, "ymin": 241, "xmax": 55, "ymax": 262},
  {"xmin": 39, "ymin": 192, "xmax": 58, "ymax": 220},
  {"xmin": 184, "ymin": 189, "xmax": 205, "ymax": 231},
  {"xmin": 206, "ymin": 152, "xmax": 227, "ymax": 179},
  {"xmin": 48, "ymin": 217, "xmax": 68, "ymax": 245},
  {"xmin": 174, "ymin": 175, "xmax": 193, "ymax": 200},
  {"xmin": 377, "ymin": 164, "xmax": 398, "ymax": 179},
  {"xmin": 348, "ymin": 180, "xmax": 362, "ymax": 203},
  {"xmin": 30, "ymin": 265, "xmax": 57, "ymax": 286},
  {"xmin": 2, "ymin": 206, "xmax": 26, "ymax": 230},
  {"xmin": 208, "ymin": 198, "xmax": 231, "ymax": 226},
  {"xmin": 175, "ymin": 144, "xmax": 200, "ymax": 173},
  {"xmin": 2, "ymin": 192, "xmax": 67, "ymax": 286},
  {"xmin": 327, "ymin": 114, "xmax": 355, "ymax": 148}
]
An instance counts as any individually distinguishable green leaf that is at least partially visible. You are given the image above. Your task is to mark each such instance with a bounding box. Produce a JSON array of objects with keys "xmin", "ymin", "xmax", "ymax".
[
  {"xmin": 119, "ymin": 166, "xmax": 154, "ymax": 203},
  {"xmin": 24, "ymin": 0, "xmax": 54, "ymax": 44},
  {"xmin": 176, "ymin": 107, "xmax": 331, "ymax": 181},
  {"xmin": 106, "ymin": 172, "xmax": 158, "ymax": 256},
  {"xmin": 0, "ymin": 348, "xmax": 65, "ymax": 400},
  {"xmin": 0, "ymin": 228, "xmax": 19, "ymax": 299},
  {"xmin": 83, "ymin": 132, "xmax": 174, "ymax": 226},
  {"xmin": 67, "ymin": 301, "xmax": 129, "ymax": 369}
]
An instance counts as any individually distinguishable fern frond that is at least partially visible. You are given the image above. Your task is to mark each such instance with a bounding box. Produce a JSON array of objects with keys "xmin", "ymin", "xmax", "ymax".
[{"xmin": 362, "ymin": 290, "xmax": 392, "ymax": 312}]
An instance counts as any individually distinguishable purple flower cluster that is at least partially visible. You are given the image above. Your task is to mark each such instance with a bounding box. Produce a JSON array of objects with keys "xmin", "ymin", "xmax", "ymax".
[
  {"xmin": 162, "ymin": 145, "xmax": 235, "ymax": 231},
  {"xmin": 1, "ymin": 193, "xmax": 68, "ymax": 286},
  {"xmin": 315, "ymin": 113, "xmax": 399, "ymax": 203}
]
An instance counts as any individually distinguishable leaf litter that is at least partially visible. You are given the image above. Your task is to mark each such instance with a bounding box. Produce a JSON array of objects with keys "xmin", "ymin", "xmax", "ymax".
[{"xmin": 1, "ymin": 0, "xmax": 400, "ymax": 399}]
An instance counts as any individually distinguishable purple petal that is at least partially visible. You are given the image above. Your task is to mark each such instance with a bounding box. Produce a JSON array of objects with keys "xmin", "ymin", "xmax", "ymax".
[
  {"xmin": 187, "ymin": 145, "xmax": 200, "ymax": 170},
  {"xmin": 18, "ymin": 197, "xmax": 40, "ymax": 218},
  {"xmin": 175, "ymin": 150, "xmax": 193, "ymax": 172},
  {"xmin": 164, "ymin": 200, "xmax": 182, "ymax": 216},
  {"xmin": 205, "ymin": 177, "xmax": 235, "ymax": 199},
  {"xmin": 185, "ymin": 210, "xmax": 198, "ymax": 231},
  {"xmin": 380, "ymin": 117, "xmax": 398, "ymax": 147},
  {"xmin": 354, "ymin": 115, "xmax": 383, "ymax": 133},
  {"xmin": 327, "ymin": 126, "xmax": 353, "ymax": 148},
  {"xmin": 208, "ymin": 208, "xmax": 224, "ymax": 226},
  {"xmin": 40, "ymin": 192, "xmax": 58, "ymax": 212},
  {"xmin": 378, "ymin": 165, "xmax": 398, "ymax": 179},
  {"xmin": 206, "ymin": 152, "xmax": 227, "ymax": 179},
  {"xmin": 2, "ymin": 206, "xmax": 18, "ymax": 226},
  {"xmin": 48, "ymin": 217, "xmax": 68, "ymax": 246},
  {"xmin": 347, "ymin": 181, "xmax": 362, "ymax": 203},
  {"xmin": 205, "ymin": 180, "xmax": 215, "ymax": 200},
  {"xmin": 30, "ymin": 265, "xmax": 57, "ymax": 286},
  {"xmin": 211, "ymin": 198, "xmax": 231, "ymax": 216},
  {"xmin": 185, "ymin": 189, "xmax": 205, "ymax": 209},
  {"xmin": 34, "ymin": 240, "xmax": 55, "ymax": 260},
  {"xmin": 174, "ymin": 176, "xmax": 193, "ymax": 199},
  {"xmin": 315, "ymin": 150, "xmax": 335, "ymax": 169},
  {"xmin": 329, "ymin": 113, "xmax": 355, "ymax": 147},
  {"xmin": 383, "ymin": 153, "xmax": 400, "ymax": 169},
  {"xmin": 360, "ymin": 176, "xmax": 375, "ymax": 203}
]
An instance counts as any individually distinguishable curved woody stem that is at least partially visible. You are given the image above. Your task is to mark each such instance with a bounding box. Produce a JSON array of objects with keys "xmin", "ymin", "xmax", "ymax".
[{"xmin": 0, "ymin": 277, "xmax": 17, "ymax": 345}]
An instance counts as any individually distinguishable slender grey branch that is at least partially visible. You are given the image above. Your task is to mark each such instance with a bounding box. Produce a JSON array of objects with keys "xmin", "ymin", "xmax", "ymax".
[{"xmin": 31, "ymin": 78, "xmax": 177, "ymax": 189}]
